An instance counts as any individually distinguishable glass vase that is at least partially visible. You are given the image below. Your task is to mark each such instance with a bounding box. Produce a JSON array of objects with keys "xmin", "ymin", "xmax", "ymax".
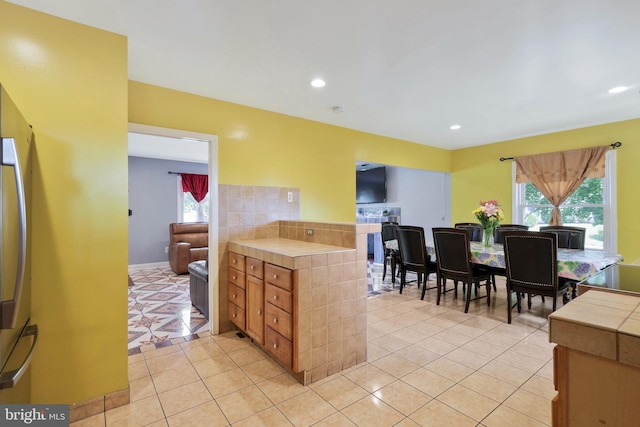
[{"xmin": 482, "ymin": 226, "xmax": 495, "ymax": 247}]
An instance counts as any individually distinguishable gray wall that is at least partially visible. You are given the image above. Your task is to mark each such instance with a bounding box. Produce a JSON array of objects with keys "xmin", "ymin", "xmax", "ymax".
[
  {"xmin": 386, "ymin": 166, "xmax": 451, "ymax": 235},
  {"xmin": 356, "ymin": 165, "xmax": 451, "ymax": 236},
  {"xmin": 128, "ymin": 156, "xmax": 208, "ymax": 265}
]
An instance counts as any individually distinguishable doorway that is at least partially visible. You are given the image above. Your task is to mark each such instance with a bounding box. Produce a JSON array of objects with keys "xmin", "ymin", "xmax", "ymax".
[{"xmin": 127, "ymin": 123, "xmax": 219, "ymax": 352}]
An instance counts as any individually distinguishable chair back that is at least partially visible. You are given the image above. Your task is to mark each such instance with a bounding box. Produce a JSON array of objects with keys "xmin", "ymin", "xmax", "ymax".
[
  {"xmin": 396, "ymin": 225, "xmax": 429, "ymax": 270},
  {"xmin": 503, "ymin": 231, "xmax": 558, "ymax": 294},
  {"xmin": 381, "ymin": 222, "xmax": 399, "ymax": 244},
  {"xmin": 539, "ymin": 226, "xmax": 586, "ymax": 250},
  {"xmin": 432, "ymin": 227, "xmax": 472, "ymax": 275},
  {"xmin": 494, "ymin": 224, "xmax": 529, "ymax": 244},
  {"xmin": 454, "ymin": 223, "xmax": 483, "ymax": 242}
]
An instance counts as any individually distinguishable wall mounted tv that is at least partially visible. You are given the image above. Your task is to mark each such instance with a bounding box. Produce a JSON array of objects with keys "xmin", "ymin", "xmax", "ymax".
[{"xmin": 356, "ymin": 166, "xmax": 387, "ymax": 204}]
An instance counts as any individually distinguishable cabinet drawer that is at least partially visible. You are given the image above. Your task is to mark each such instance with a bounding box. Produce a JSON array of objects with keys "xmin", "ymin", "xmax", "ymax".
[
  {"xmin": 246, "ymin": 257, "xmax": 264, "ymax": 279},
  {"xmin": 229, "ymin": 252, "xmax": 245, "ymax": 272},
  {"xmin": 265, "ymin": 283, "xmax": 293, "ymax": 314},
  {"xmin": 228, "ymin": 301, "xmax": 245, "ymax": 330},
  {"xmin": 228, "ymin": 283, "xmax": 246, "ymax": 310},
  {"xmin": 228, "ymin": 267, "xmax": 245, "ymax": 289},
  {"xmin": 265, "ymin": 302, "xmax": 293, "ymax": 340},
  {"xmin": 265, "ymin": 263, "xmax": 293, "ymax": 291},
  {"xmin": 265, "ymin": 327, "xmax": 292, "ymax": 368}
]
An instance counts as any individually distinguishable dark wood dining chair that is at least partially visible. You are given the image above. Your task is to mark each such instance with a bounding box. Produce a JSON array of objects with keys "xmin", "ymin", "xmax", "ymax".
[
  {"xmin": 454, "ymin": 223, "xmax": 483, "ymax": 242},
  {"xmin": 493, "ymin": 224, "xmax": 529, "ymax": 244},
  {"xmin": 381, "ymin": 222, "xmax": 399, "ymax": 285},
  {"xmin": 502, "ymin": 230, "xmax": 571, "ymax": 324},
  {"xmin": 432, "ymin": 227, "xmax": 492, "ymax": 313},
  {"xmin": 539, "ymin": 226, "xmax": 586, "ymax": 250},
  {"xmin": 396, "ymin": 225, "xmax": 437, "ymax": 299}
]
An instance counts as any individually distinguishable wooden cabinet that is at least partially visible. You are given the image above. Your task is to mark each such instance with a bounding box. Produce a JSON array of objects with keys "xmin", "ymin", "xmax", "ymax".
[
  {"xmin": 552, "ymin": 344, "xmax": 640, "ymax": 426},
  {"xmin": 246, "ymin": 273, "xmax": 265, "ymax": 344},
  {"xmin": 264, "ymin": 263, "xmax": 293, "ymax": 367},
  {"xmin": 228, "ymin": 252, "xmax": 246, "ymax": 330},
  {"xmin": 227, "ymin": 251, "xmax": 295, "ymax": 369}
]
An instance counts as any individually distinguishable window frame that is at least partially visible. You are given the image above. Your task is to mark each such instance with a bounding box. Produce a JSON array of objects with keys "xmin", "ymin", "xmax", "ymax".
[
  {"xmin": 176, "ymin": 175, "xmax": 210, "ymax": 223},
  {"xmin": 512, "ymin": 150, "xmax": 617, "ymax": 252}
]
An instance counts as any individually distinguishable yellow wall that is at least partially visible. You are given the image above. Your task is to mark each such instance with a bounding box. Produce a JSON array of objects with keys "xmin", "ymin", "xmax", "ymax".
[
  {"xmin": 128, "ymin": 82, "xmax": 451, "ymax": 222},
  {"xmin": 451, "ymin": 119, "xmax": 640, "ymax": 262},
  {"xmin": 0, "ymin": 2, "xmax": 129, "ymax": 403}
]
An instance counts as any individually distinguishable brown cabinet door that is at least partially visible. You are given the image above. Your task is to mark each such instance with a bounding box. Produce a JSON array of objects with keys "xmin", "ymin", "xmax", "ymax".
[
  {"xmin": 265, "ymin": 302, "xmax": 293, "ymax": 340},
  {"xmin": 246, "ymin": 275, "xmax": 265, "ymax": 345},
  {"xmin": 265, "ymin": 283, "xmax": 293, "ymax": 314},
  {"xmin": 229, "ymin": 283, "xmax": 246, "ymax": 310},
  {"xmin": 228, "ymin": 301, "xmax": 245, "ymax": 331},
  {"xmin": 265, "ymin": 327, "xmax": 292, "ymax": 368}
]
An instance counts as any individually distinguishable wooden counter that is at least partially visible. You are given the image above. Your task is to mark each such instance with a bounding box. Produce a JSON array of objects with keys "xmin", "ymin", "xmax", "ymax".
[{"xmin": 549, "ymin": 289, "xmax": 640, "ymax": 426}]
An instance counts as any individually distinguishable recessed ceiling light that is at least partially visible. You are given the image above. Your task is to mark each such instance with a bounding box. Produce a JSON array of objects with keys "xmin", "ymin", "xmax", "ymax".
[
  {"xmin": 608, "ymin": 86, "xmax": 629, "ymax": 94},
  {"xmin": 449, "ymin": 124, "xmax": 461, "ymax": 130},
  {"xmin": 310, "ymin": 78, "xmax": 326, "ymax": 88}
]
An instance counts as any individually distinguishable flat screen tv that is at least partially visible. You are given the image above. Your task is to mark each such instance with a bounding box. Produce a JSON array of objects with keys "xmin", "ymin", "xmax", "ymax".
[{"xmin": 356, "ymin": 166, "xmax": 386, "ymax": 204}]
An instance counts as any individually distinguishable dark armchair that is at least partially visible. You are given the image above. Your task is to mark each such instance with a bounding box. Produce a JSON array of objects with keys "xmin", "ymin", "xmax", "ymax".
[
  {"xmin": 539, "ymin": 226, "xmax": 586, "ymax": 250},
  {"xmin": 396, "ymin": 225, "xmax": 437, "ymax": 299},
  {"xmin": 502, "ymin": 230, "xmax": 570, "ymax": 323},
  {"xmin": 432, "ymin": 227, "xmax": 492, "ymax": 313}
]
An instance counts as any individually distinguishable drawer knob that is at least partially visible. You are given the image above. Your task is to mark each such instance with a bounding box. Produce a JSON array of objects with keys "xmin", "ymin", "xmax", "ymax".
[
  {"xmin": 273, "ymin": 274, "xmax": 278, "ymax": 279},
  {"xmin": 273, "ymin": 295, "xmax": 278, "ymax": 300},
  {"xmin": 273, "ymin": 343, "xmax": 278, "ymax": 349},
  {"xmin": 232, "ymin": 275, "xmax": 236, "ymax": 280},
  {"xmin": 250, "ymin": 265, "xmax": 255, "ymax": 270},
  {"xmin": 232, "ymin": 259, "xmax": 236, "ymax": 264},
  {"xmin": 232, "ymin": 313, "xmax": 236, "ymax": 318},
  {"xmin": 258, "ymin": 310, "xmax": 262, "ymax": 315},
  {"xmin": 273, "ymin": 318, "xmax": 278, "ymax": 323},
  {"xmin": 232, "ymin": 294, "xmax": 236, "ymax": 299}
]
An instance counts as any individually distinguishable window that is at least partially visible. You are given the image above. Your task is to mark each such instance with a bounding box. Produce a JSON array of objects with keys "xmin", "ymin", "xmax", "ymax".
[
  {"xmin": 513, "ymin": 150, "xmax": 617, "ymax": 251},
  {"xmin": 177, "ymin": 178, "xmax": 209, "ymax": 223}
]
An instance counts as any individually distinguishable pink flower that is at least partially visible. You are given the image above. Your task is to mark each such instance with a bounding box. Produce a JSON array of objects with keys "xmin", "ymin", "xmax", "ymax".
[{"xmin": 482, "ymin": 203, "xmax": 499, "ymax": 216}]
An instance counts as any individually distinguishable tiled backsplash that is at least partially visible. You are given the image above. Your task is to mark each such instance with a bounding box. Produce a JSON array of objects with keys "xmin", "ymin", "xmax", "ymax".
[
  {"xmin": 218, "ymin": 184, "xmax": 300, "ymax": 245},
  {"xmin": 278, "ymin": 221, "xmax": 356, "ymax": 248}
]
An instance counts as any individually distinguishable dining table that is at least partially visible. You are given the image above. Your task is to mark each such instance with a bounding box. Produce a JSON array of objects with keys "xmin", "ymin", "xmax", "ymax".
[
  {"xmin": 463, "ymin": 241, "xmax": 623, "ymax": 282},
  {"xmin": 388, "ymin": 239, "xmax": 623, "ymax": 283}
]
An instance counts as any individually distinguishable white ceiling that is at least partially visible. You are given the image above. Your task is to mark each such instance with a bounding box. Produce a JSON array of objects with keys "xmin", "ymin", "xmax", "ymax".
[{"xmin": 9, "ymin": 0, "xmax": 640, "ymax": 149}]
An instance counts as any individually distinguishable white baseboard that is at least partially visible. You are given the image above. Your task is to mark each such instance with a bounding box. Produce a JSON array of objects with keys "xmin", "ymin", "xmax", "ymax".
[{"xmin": 128, "ymin": 261, "xmax": 170, "ymax": 271}]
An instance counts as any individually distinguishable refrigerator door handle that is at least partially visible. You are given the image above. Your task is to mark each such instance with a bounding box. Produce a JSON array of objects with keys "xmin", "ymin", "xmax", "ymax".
[
  {"xmin": 0, "ymin": 324, "xmax": 38, "ymax": 389},
  {"xmin": 0, "ymin": 137, "xmax": 27, "ymax": 329}
]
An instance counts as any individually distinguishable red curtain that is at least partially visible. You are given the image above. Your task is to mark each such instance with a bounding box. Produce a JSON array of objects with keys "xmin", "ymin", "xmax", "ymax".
[{"xmin": 181, "ymin": 173, "xmax": 208, "ymax": 202}]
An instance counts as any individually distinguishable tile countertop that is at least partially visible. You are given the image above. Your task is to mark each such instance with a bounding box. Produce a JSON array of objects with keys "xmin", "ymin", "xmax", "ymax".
[
  {"xmin": 227, "ymin": 238, "xmax": 355, "ymax": 270},
  {"xmin": 549, "ymin": 289, "xmax": 640, "ymax": 368}
]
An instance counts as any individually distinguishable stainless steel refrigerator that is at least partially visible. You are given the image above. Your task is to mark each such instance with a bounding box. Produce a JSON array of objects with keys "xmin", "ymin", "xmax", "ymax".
[{"xmin": 0, "ymin": 84, "xmax": 36, "ymax": 403}]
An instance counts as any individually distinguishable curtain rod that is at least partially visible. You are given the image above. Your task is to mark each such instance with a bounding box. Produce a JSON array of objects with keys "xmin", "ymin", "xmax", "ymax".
[
  {"xmin": 168, "ymin": 171, "xmax": 182, "ymax": 175},
  {"xmin": 499, "ymin": 141, "xmax": 622, "ymax": 162}
]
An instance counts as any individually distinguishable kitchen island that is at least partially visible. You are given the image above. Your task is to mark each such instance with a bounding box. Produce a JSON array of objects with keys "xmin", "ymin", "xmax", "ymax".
[
  {"xmin": 222, "ymin": 221, "xmax": 377, "ymax": 385},
  {"xmin": 549, "ymin": 289, "xmax": 640, "ymax": 426}
]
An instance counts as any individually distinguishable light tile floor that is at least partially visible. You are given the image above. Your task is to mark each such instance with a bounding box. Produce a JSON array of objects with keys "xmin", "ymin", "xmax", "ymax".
[{"xmin": 77, "ymin": 264, "xmax": 557, "ymax": 426}]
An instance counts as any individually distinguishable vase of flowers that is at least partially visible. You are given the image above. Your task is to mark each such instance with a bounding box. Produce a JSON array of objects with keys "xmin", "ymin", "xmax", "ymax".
[{"xmin": 472, "ymin": 200, "xmax": 504, "ymax": 247}]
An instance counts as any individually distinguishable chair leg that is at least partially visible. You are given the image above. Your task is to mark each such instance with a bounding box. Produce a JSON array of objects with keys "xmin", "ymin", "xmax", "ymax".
[
  {"xmin": 507, "ymin": 287, "xmax": 512, "ymax": 324},
  {"xmin": 382, "ymin": 251, "xmax": 388, "ymax": 282},
  {"xmin": 391, "ymin": 256, "xmax": 397, "ymax": 285},
  {"xmin": 436, "ymin": 275, "xmax": 442, "ymax": 305},
  {"xmin": 486, "ymin": 280, "xmax": 491, "ymax": 306},
  {"xmin": 464, "ymin": 281, "xmax": 472, "ymax": 313},
  {"xmin": 399, "ymin": 267, "xmax": 405, "ymax": 294},
  {"xmin": 527, "ymin": 293, "xmax": 532, "ymax": 309}
]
